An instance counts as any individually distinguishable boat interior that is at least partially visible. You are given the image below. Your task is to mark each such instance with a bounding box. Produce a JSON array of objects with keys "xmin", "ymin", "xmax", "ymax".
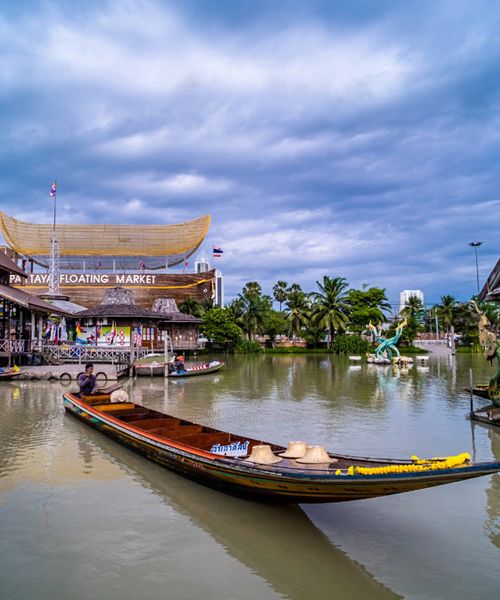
[
  {"xmin": 72, "ymin": 393, "xmax": 431, "ymax": 470},
  {"xmin": 76, "ymin": 393, "xmax": 274, "ymax": 455}
]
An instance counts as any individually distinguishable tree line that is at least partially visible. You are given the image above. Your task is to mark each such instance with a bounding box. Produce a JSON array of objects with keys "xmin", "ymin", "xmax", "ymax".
[{"xmin": 177, "ymin": 276, "xmax": 499, "ymax": 352}]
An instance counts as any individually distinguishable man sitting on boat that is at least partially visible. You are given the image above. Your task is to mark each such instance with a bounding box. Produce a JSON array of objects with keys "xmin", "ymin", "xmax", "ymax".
[
  {"xmin": 173, "ymin": 355, "xmax": 186, "ymax": 374},
  {"xmin": 77, "ymin": 363, "xmax": 98, "ymax": 396}
]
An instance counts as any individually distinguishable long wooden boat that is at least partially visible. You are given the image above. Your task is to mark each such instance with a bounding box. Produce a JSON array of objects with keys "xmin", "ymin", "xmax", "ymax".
[
  {"xmin": 0, "ymin": 369, "xmax": 22, "ymax": 381},
  {"xmin": 134, "ymin": 362, "xmax": 165, "ymax": 376},
  {"xmin": 63, "ymin": 392, "xmax": 500, "ymax": 503},
  {"xmin": 470, "ymin": 404, "xmax": 500, "ymax": 427},
  {"xmin": 169, "ymin": 360, "xmax": 224, "ymax": 378},
  {"xmin": 464, "ymin": 384, "xmax": 491, "ymax": 400}
]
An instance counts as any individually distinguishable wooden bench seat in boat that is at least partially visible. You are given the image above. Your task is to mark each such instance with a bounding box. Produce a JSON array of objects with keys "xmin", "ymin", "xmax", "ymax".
[
  {"xmin": 112, "ymin": 410, "xmax": 156, "ymax": 421},
  {"xmin": 169, "ymin": 432, "xmax": 232, "ymax": 450},
  {"xmin": 82, "ymin": 394, "xmax": 112, "ymax": 405},
  {"xmin": 94, "ymin": 402, "xmax": 135, "ymax": 412},
  {"xmin": 146, "ymin": 425, "xmax": 203, "ymax": 438},
  {"xmin": 125, "ymin": 418, "xmax": 182, "ymax": 431}
]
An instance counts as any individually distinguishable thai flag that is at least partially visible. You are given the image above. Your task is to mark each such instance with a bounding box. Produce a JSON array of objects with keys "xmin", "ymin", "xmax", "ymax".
[
  {"xmin": 50, "ymin": 181, "xmax": 57, "ymax": 197},
  {"xmin": 213, "ymin": 246, "xmax": 223, "ymax": 257}
]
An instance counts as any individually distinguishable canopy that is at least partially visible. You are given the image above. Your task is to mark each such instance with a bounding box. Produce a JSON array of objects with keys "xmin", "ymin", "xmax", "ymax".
[
  {"xmin": 0, "ymin": 283, "xmax": 70, "ymax": 315},
  {"xmin": 0, "ymin": 212, "xmax": 211, "ymax": 270}
]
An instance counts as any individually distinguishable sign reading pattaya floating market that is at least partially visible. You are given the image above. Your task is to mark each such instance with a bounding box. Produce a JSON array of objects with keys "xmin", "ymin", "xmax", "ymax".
[
  {"xmin": 10, "ymin": 273, "xmax": 163, "ymax": 286},
  {"xmin": 9, "ymin": 270, "xmax": 215, "ymax": 309}
]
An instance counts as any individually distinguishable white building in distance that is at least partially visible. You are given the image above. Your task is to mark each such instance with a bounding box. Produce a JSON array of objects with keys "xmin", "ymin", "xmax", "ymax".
[
  {"xmin": 194, "ymin": 257, "xmax": 210, "ymax": 273},
  {"xmin": 195, "ymin": 257, "xmax": 224, "ymax": 307},
  {"xmin": 399, "ymin": 289, "xmax": 424, "ymax": 314},
  {"xmin": 214, "ymin": 269, "xmax": 224, "ymax": 307}
]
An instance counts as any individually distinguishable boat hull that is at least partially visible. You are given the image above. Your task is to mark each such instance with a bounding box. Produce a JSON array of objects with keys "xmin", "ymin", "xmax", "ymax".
[
  {"xmin": 63, "ymin": 394, "xmax": 500, "ymax": 504},
  {"xmin": 169, "ymin": 362, "xmax": 224, "ymax": 378},
  {"xmin": 464, "ymin": 385, "xmax": 491, "ymax": 400},
  {"xmin": 135, "ymin": 365, "xmax": 165, "ymax": 376}
]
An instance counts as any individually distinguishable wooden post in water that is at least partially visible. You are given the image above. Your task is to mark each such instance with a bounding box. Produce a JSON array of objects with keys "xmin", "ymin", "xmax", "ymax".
[
  {"xmin": 164, "ymin": 332, "xmax": 169, "ymax": 378},
  {"xmin": 469, "ymin": 368, "xmax": 474, "ymax": 415}
]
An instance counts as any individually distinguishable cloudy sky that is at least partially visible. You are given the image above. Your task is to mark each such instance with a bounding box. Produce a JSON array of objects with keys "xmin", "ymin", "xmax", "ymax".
[{"xmin": 1, "ymin": 0, "xmax": 499, "ymax": 309}]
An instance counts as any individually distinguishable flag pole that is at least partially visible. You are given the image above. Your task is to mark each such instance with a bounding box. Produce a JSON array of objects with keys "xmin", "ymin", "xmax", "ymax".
[
  {"xmin": 52, "ymin": 179, "xmax": 57, "ymax": 231},
  {"xmin": 48, "ymin": 180, "xmax": 60, "ymax": 295}
]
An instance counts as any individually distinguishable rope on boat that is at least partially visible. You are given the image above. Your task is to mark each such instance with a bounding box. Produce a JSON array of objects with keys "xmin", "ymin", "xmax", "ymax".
[{"xmin": 335, "ymin": 452, "xmax": 471, "ymax": 476}]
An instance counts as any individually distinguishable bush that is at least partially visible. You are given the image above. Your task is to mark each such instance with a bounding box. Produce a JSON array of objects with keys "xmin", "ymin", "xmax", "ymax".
[
  {"xmin": 331, "ymin": 334, "xmax": 370, "ymax": 355},
  {"xmin": 234, "ymin": 340, "xmax": 263, "ymax": 354},
  {"xmin": 398, "ymin": 345, "xmax": 429, "ymax": 354},
  {"xmin": 264, "ymin": 347, "xmax": 326, "ymax": 354}
]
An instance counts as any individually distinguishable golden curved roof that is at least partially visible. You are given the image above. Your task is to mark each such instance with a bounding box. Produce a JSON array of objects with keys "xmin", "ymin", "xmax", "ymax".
[{"xmin": 0, "ymin": 212, "xmax": 210, "ymax": 269}]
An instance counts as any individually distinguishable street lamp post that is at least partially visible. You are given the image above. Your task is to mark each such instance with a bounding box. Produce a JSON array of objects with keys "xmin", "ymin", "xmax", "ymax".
[{"xmin": 468, "ymin": 241, "xmax": 483, "ymax": 295}]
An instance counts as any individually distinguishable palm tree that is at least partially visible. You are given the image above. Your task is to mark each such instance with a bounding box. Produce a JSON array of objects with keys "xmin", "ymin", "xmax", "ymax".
[
  {"xmin": 400, "ymin": 295, "xmax": 424, "ymax": 346},
  {"xmin": 179, "ymin": 296, "xmax": 203, "ymax": 317},
  {"xmin": 273, "ymin": 281, "xmax": 288, "ymax": 311},
  {"xmin": 310, "ymin": 276, "xmax": 351, "ymax": 348},
  {"xmin": 436, "ymin": 295, "xmax": 457, "ymax": 333},
  {"xmin": 242, "ymin": 281, "xmax": 262, "ymax": 300},
  {"xmin": 285, "ymin": 286, "xmax": 310, "ymax": 338},
  {"xmin": 401, "ymin": 294, "xmax": 423, "ymax": 319},
  {"xmin": 236, "ymin": 282, "xmax": 270, "ymax": 340}
]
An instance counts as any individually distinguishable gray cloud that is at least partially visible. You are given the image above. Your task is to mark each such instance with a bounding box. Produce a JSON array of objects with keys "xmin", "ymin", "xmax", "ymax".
[{"xmin": 0, "ymin": 0, "xmax": 498, "ymax": 306}]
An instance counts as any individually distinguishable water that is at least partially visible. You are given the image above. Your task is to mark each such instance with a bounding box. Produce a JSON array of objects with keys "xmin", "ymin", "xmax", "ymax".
[{"xmin": 0, "ymin": 353, "xmax": 498, "ymax": 600}]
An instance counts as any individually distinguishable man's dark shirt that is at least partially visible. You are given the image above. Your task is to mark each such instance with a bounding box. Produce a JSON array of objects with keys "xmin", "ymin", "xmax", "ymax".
[{"xmin": 77, "ymin": 372, "xmax": 97, "ymax": 395}]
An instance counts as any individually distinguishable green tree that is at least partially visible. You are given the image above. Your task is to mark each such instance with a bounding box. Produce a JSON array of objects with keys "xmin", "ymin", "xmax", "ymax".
[
  {"xmin": 236, "ymin": 282, "xmax": 271, "ymax": 340},
  {"xmin": 436, "ymin": 295, "xmax": 457, "ymax": 335},
  {"xmin": 400, "ymin": 294, "xmax": 424, "ymax": 345},
  {"xmin": 202, "ymin": 296, "xmax": 215, "ymax": 312},
  {"xmin": 179, "ymin": 296, "xmax": 203, "ymax": 317},
  {"xmin": 310, "ymin": 276, "xmax": 351, "ymax": 348},
  {"xmin": 346, "ymin": 287, "xmax": 392, "ymax": 332},
  {"xmin": 285, "ymin": 284, "xmax": 310, "ymax": 338},
  {"xmin": 272, "ymin": 281, "xmax": 288, "ymax": 311},
  {"xmin": 262, "ymin": 310, "xmax": 288, "ymax": 347},
  {"xmin": 454, "ymin": 302, "xmax": 479, "ymax": 346},
  {"xmin": 199, "ymin": 307, "xmax": 242, "ymax": 350}
]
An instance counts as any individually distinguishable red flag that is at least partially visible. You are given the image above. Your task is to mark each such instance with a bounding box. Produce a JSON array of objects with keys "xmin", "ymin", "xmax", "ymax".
[{"xmin": 50, "ymin": 181, "xmax": 57, "ymax": 197}]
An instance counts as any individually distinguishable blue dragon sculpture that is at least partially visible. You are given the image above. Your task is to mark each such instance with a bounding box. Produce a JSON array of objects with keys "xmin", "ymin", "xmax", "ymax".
[{"xmin": 368, "ymin": 319, "xmax": 407, "ymax": 360}]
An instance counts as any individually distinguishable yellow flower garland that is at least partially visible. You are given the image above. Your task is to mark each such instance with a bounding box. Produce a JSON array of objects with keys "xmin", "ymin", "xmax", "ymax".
[{"xmin": 334, "ymin": 452, "xmax": 471, "ymax": 476}]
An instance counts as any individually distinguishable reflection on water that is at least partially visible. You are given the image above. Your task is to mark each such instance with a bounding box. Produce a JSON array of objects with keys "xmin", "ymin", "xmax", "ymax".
[
  {"xmin": 0, "ymin": 353, "xmax": 499, "ymax": 600},
  {"xmin": 482, "ymin": 426, "xmax": 500, "ymax": 549},
  {"xmin": 84, "ymin": 429, "xmax": 401, "ymax": 600}
]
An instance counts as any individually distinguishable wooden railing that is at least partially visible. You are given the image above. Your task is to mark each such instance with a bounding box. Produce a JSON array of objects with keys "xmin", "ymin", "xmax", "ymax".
[
  {"xmin": 41, "ymin": 344, "xmax": 146, "ymax": 367},
  {"xmin": 0, "ymin": 339, "xmax": 34, "ymax": 353},
  {"xmin": 0, "ymin": 337, "xmax": 204, "ymax": 360}
]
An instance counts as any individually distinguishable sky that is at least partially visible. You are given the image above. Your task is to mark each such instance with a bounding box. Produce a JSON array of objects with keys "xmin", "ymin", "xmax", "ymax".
[{"xmin": 1, "ymin": 0, "xmax": 499, "ymax": 310}]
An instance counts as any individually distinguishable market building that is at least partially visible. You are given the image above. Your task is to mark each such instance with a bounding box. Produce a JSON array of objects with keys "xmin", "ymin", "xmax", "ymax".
[
  {"xmin": 0, "ymin": 251, "xmax": 69, "ymax": 365},
  {"xmin": 0, "ymin": 211, "xmax": 217, "ymax": 309},
  {"xmin": 73, "ymin": 288, "xmax": 203, "ymax": 352}
]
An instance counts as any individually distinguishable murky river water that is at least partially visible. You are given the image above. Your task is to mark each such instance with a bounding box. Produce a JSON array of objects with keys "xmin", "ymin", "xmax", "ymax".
[{"xmin": 0, "ymin": 353, "xmax": 499, "ymax": 600}]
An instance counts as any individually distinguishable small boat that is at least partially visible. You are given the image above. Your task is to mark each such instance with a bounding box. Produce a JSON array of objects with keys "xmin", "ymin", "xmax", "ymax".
[
  {"xmin": 134, "ymin": 361, "xmax": 165, "ymax": 376},
  {"xmin": 169, "ymin": 360, "xmax": 224, "ymax": 378},
  {"xmin": 470, "ymin": 404, "xmax": 500, "ymax": 427},
  {"xmin": 63, "ymin": 392, "xmax": 500, "ymax": 503},
  {"xmin": 0, "ymin": 367, "xmax": 22, "ymax": 380},
  {"xmin": 134, "ymin": 354, "xmax": 170, "ymax": 376},
  {"xmin": 464, "ymin": 384, "xmax": 491, "ymax": 400}
]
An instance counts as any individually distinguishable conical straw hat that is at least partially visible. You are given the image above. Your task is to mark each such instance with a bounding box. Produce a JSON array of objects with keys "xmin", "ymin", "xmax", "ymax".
[
  {"xmin": 296, "ymin": 445, "xmax": 336, "ymax": 464},
  {"xmin": 110, "ymin": 389, "xmax": 129, "ymax": 403},
  {"xmin": 279, "ymin": 440, "xmax": 307, "ymax": 458},
  {"xmin": 245, "ymin": 444, "xmax": 283, "ymax": 465}
]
